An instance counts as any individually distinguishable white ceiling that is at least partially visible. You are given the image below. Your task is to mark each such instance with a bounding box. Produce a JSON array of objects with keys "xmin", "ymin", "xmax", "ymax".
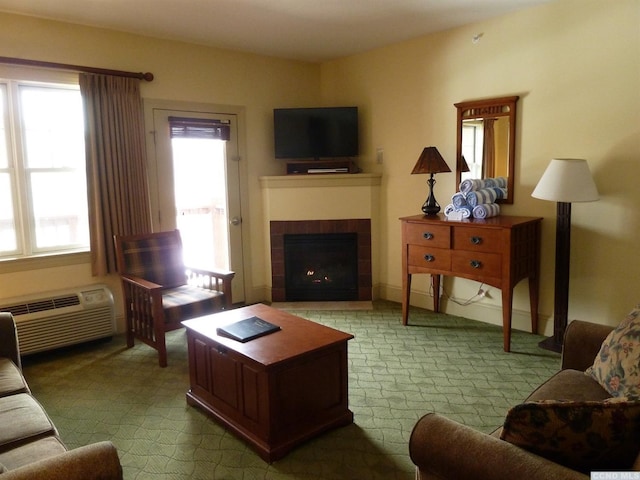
[{"xmin": 0, "ymin": 0, "xmax": 552, "ymax": 62}]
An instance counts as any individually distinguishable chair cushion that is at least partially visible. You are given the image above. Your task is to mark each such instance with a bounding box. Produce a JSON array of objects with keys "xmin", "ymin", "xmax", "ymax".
[
  {"xmin": 586, "ymin": 304, "xmax": 640, "ymax": 399},
  {"xmin": 0, "ymin": 394, "xmax": 57, "ymax": 452},
  {"xmin": 121, "ymin": 235, "xmax": 186, "ymax": 288},
  {"xmin": 0, "ymin": 436, "xmax": 67, "ymax": 470},
  {"xmin": 162, "ymin": 286, "xmax": 224, "ymax": 324},
  {"xmin": 500, "ymin": 399, "xmax": 640, "ymax": 473},
  {"xmin": 0, "ymin": 359, "xmax": 29, "ymax": 398}
]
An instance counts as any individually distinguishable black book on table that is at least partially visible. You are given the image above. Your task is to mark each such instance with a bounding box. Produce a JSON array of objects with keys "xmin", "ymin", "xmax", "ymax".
[{"xmin": 216, "ymin": 316, "xmax": 281, "ymax": 343}]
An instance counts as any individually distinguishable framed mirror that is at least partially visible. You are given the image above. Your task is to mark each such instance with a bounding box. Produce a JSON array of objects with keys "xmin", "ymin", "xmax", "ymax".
[{"xmin": 455, "ymin": 96, "xmax": 518, "ymax": 204}]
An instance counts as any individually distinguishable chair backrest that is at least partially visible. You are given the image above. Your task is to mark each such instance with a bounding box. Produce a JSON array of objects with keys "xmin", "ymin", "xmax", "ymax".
[{"xmin": 114, "ymin": 230, "xmax": 187, "ymax": 288}]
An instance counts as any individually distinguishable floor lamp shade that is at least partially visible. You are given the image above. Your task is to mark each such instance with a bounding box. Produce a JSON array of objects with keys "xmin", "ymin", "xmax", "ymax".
[{"xmin": 532, "ymin": 158, "xmax": 599, "ymax": 352}]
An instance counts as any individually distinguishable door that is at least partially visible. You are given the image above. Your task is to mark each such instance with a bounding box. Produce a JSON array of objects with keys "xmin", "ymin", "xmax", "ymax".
[{"xmin": 148, "ymin": 105, "xmax": 245, "ymax": 304}]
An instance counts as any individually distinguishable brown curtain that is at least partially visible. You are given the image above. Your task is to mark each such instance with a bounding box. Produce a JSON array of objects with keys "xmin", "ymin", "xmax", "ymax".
[
  {"xmin": 80, "ymin": 73, "xmax": 152, "ymax": 276},
  {"xmin": 482, "ymin": 118, "xmax": 497, "ymax": 178}
]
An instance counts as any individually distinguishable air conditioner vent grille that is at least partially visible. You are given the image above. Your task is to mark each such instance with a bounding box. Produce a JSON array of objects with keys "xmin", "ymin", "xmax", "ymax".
[
  {"xmin": 0, "ymin": 285, "xmax": 115, "ymax": 355},
  {"xmin": 2, "ymin": 294, "xmax": 80, "ymax": 317}
]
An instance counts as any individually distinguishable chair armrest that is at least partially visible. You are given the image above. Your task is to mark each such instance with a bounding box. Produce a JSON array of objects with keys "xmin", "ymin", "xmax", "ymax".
[
  {"xmin": 0, "ymin": 441, "xmax": 122, "ymax": 480},
  {"xmin": 409, "ymin": 413, "xmax": 588, "ymax": 480},
  {"xmin": 186, "ymin": 267, "xmax": 235, "ymax": 308},
  {"xmin": 120, "ymin": 274, "xmax": 163, "ymax": 291},
  {"xmin": 0, "ymin": 313, "xmax": 21, "ymax": 369},
  {"xmin": 562, "ymin": 320, "xmax": 614, "ymax": 371}
]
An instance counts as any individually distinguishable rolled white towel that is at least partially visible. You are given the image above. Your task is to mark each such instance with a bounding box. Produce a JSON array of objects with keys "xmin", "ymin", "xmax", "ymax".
[
  {"xmin": 493, "ymin": 187, "xmax": 507, "ymax": 199},
  {"xmin": 465, "ymin": 188, "xmax": 498, "ymax": 207},
  {"xmin": 451, "ymin": 192, "xmax": 468, "ymax": 208},
  {"xmin": 472, "ymin": 203, "xmax": 500, "ymax": 219},
  {"xmin": 459, "ymin": 178, "xmax": 483, "ymax": 194},
  {"xmin": 444, "ymin": 204, "xmax": 456, "ymax": 216},
  {"xmin": 456, "ymin": 205, "xmax": 472, "ymax": 219},
  {"xmin": 494, "ymin": 177, "xmax": 508, "ymax": 188}
]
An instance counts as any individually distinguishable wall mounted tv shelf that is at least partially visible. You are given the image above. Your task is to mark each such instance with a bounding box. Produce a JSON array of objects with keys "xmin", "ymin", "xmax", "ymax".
[{"xmin": 286, "ymin": 159, "xmax": 359, "ymax": 175}]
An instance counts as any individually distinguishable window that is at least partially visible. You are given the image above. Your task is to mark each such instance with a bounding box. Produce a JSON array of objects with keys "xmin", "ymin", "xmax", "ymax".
[{"xmin": 0, "ymin": 78, "xmax": 89, "ymax": 259}]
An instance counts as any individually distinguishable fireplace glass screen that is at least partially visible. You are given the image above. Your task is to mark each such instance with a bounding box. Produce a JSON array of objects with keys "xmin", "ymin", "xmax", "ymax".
[{"xmin": 283, "ymin": 233, "xmax": 358, "ymax": 301}]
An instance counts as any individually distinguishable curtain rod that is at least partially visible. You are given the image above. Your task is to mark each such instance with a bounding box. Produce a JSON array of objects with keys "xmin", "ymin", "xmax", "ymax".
[{"xmin": 0, "ymin": 56, "xmax": 154, "ymax": 81}]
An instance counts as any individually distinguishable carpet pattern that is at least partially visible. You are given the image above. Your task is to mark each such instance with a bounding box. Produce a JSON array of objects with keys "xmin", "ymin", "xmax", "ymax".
[{"xmin": 21, "ymin": 301, "xmax": 560, "ymax": 479}]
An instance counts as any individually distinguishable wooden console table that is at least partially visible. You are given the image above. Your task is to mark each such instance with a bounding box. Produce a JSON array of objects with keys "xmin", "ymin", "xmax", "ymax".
[{"xmin": 400, "ymin": 214, "xmax": 542, "ymax": 352}]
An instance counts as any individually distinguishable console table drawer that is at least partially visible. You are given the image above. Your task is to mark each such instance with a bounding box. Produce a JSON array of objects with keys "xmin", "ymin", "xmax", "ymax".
[
  {"xmin": 408, "ymin": 245, "xmax": 451, "ymax": 270},
  {"xmin": 404, "ymin": 223, "xmax": 450, "ymax": 248},
  {"xmin": 451, "ymin": 251, "xmax": 501, "ymax": 279},
  {"xmin": 452, "ymin": 226, "xmax": 503, "ymax": 253}
]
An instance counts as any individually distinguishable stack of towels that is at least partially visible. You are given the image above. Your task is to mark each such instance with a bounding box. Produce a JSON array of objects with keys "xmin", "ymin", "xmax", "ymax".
[{"xmin": 444, "ymin": 177, "xmax": 507, "ymax": 219}]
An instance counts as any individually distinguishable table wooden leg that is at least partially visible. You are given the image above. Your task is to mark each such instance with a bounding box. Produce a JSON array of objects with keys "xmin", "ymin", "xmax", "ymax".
[
  {"xmin": 432, "ymin": 274, "xmax": 441, "ymax": 313},
  {"xmin": 502, "ymin": 288, "xmax": 513, "ymax": 352},
  {"xmin": 402, "ymin": 273, "xmax": 412, "ymax": 325},
  {"xmin": 529, "ymin": 276, "xmax": 539, "ymax": 334}
]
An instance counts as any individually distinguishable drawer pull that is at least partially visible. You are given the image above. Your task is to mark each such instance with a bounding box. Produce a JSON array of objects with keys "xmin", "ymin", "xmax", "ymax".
[
  {"xmin": 470, "ymin": 260, "xmax": 482, "ymax": 269},
  {"xmin": 217, "ymin": 346, "xmax": 228, "ymax": 355},
  {"xmin": 423, "ymin": 232, "xmax": 434, "ymax": 240},
  {"xmin": 470, "ymin": 236, "xmax": 482, "ymax": 245},
  {"xmin": 423, "ymin": 254, "xmax": 435, "ymax": 262}
]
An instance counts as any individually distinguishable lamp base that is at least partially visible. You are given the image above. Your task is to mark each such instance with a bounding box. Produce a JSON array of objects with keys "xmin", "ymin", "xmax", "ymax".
[
  {"xmin": 421, "ymin": 174, "xmax": 441, "ymax": 215},
  {"xmin": 538, "ymin": 335, "xmax": 562, "ymax": 353},
  {"xmin": 421, "ymin": 203, "xmax": 441, "ymax": 215}
]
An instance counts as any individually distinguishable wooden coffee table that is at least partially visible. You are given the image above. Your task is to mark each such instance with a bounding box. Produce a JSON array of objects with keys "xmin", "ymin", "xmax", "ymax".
[{"xmin": 182, "ymin": 303, "xmax": 354, "ymax": 462}]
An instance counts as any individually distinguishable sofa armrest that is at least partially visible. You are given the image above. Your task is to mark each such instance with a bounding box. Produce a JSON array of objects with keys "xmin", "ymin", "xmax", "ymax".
[
  {"xmin": 0, "ymin": 313, "xmax": 21, "ymax": 369},
  {"xmin": 562, "ymin": 320, "xmax": 614, "ymax": 371},
  {"xmin": 0, "ymin": 441, "xmax": 122, "ymax": 480},
  {"xmin": 409, "ymin": 413, "xmax": 588, "ymax": 480}
]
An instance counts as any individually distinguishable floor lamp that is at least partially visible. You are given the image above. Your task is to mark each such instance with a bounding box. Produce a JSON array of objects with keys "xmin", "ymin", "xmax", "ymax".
[{"xmin": 532, "ymin": 158, "xmax": 599, "ymax": 352}]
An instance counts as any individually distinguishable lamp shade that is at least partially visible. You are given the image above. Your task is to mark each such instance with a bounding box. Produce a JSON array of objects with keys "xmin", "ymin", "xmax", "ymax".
[
  {"xmin": 531, "ymin": 158, "xmax": 599, "ymax": 203},
  {"xmin": 411, "ymin": 147, "xmax": 451, "ymax": 175}
]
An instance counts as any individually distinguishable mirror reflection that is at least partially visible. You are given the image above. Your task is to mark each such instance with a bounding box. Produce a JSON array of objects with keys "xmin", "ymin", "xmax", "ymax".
[{"xmin": 455, "ymin": 96, "xmax": 518, "ymax": 204}]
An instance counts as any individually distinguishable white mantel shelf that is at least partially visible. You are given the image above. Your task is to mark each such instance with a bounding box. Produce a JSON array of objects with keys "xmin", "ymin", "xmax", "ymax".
[{"xmin": 259, "ymin": 173, "xmax": 382, "ymax": 189}]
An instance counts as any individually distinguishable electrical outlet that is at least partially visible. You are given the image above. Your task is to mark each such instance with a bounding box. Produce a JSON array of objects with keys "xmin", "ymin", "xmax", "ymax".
[
  {"xmin": 376, "ymin": 148, "xmax": 384, "ymax": 164},
  {"xmin": 477, "ymin": 288, "xmax": 485, "ymax": 297}
]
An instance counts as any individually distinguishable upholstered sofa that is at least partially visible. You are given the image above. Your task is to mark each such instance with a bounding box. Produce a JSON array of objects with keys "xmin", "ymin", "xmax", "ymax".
[
  {"xmin": 410, "ymin": 317, "xmax": 640, "ymax": 479},
  {"xmin": 0, "ymin": 312, "xmax": 123, "ymax": 479}
]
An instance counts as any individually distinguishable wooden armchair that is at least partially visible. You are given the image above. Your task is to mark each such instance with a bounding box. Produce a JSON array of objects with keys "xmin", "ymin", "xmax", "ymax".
[{"xmin": 113, "ymin": 230, "xmax": 234, "ymax": 367}]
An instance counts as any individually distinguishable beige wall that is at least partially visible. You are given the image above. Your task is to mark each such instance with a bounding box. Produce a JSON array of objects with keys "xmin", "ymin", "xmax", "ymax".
[
  {"xmin": 320, "ymin": 0, "xmax": 640, "ymax": 332},
  {"xmin": 1, "ymin": 0, "xmax": 638, "ymax": 334},
  {"xmin": 0, "ymin": 12, "xmax": 321, "ymax": 329}
]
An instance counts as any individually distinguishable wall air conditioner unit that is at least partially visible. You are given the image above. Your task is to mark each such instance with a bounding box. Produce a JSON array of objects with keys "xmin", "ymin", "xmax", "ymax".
[{"xmin": 0, "ymin": 284, "xmax": 115, "ymax": 355}]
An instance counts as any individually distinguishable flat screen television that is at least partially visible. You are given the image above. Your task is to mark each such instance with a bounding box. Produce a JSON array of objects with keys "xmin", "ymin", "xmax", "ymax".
[{"xmin": 273, "ymin": 106, "xmax": 358, "ymax": 160}]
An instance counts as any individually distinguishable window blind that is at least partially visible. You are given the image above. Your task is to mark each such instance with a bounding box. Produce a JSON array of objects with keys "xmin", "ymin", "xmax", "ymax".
[{"xmin": 168, "ymin": 116, "xmax": 230, "ymax": 141}]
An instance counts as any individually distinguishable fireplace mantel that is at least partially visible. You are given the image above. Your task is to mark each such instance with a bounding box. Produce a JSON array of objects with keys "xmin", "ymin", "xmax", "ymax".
[{"xmin": 260, "ymin": 173, "xmax": 381, "ymax": 301}]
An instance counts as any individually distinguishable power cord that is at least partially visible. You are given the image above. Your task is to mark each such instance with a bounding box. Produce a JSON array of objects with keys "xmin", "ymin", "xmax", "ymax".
[{"xmin": 434, "ymin": 283, "xmax": 489, "ymax": 306}]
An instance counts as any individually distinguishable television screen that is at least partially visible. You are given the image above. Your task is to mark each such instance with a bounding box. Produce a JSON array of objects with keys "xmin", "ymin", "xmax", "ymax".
[{"xmin": 273, "ymin": 107, "xmax": 358, "ymax": 159}]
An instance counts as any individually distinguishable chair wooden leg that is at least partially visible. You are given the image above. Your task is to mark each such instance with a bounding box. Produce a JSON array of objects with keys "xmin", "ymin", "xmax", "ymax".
[{"xmin": 157, "ymin": 334, "xmax": 168, "ymax": 368}]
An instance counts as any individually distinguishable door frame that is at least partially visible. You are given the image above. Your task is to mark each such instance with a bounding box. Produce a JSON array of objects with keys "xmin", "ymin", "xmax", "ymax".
[{"xmin": 143, "ymin": 98, "xmax": 250, "ymax": 305}]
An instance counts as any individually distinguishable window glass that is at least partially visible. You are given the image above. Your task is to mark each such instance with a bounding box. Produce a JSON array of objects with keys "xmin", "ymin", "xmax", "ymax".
[
  {"xmin": 0, "ymin": 78, "xmax": 89, "ymax": 258},
  {"xmin": 20, "ymin": 85, "xmax": 85, "ymax": 169}
]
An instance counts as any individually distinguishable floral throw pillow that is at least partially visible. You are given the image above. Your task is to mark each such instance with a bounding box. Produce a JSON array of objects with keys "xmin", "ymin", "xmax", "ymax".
[
  {"xmin": 500, "ymin": 399, "xmax": 640, "ymax": 473},
  {"xmin": 586, "ymin": 304, "xmax": 640, "ymax": 399}
]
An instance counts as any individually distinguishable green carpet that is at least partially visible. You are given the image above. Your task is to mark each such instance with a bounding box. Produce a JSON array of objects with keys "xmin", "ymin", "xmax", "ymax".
[{"xmin": 21, "ymin": 300, "xmax": 560, "ymax": 479}]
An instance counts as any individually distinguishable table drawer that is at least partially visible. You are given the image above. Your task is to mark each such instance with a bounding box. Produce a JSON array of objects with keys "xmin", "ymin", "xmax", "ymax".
[
  {"xmin": 451, "ymin": 251, "xmax": 501, "ymax": 278},
  {"xmin": 404, "ymin": 223, "xmax": 450, "ymax": 248},
  {"xmin": 452, "ymin": 226, "xmax": 503, "ymax": 253},
  {"xmin": 408, "ymin": 245, "xmax": 451, "ymax": 270}
]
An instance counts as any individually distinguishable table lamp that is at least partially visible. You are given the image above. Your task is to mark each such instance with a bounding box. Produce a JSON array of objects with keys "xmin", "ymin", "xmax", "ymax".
[
  {"xmin": 531, "ymin": 158, "xmax": 599, "ymax": 352},
  {"xmin": 411, "ymin": 146, "xmax": 451, "ymax": 215}
]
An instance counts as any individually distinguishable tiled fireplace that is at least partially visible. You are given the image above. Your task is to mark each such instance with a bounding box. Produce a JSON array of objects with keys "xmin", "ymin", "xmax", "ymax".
[
  {"xmin": 270, "ymin": 219, "xmax": 372, "ymax": 302},
  {"xmin": 260, "ymin": 173, "xmax": 381, "ymax": 302}
]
